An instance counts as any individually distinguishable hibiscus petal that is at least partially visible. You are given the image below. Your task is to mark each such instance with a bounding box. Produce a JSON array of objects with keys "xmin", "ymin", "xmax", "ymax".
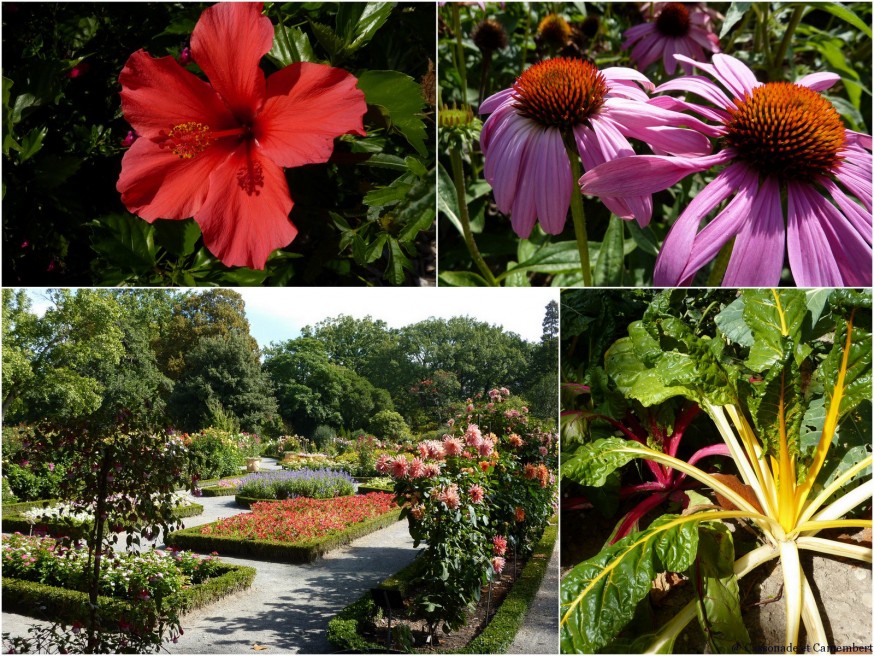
[
  {"xmin": 117, "ymin": 136, "xmax": 236, "ymax": 221},
  {"xmin": 119, "ymin": 50, "xmax": 236, "ymax": 138},
  {"xmin": 191, "ymin": 2, "xmax": 272, "ymax": 121},
  {"xmin": 256, "ymin": 63, "xmax": 367, "ymax": 169},
  {"xmin": 722, "ymin": 176, "xmax": 785, "ymax": 286},
  {"xmin": 194, "ymin": 145, "xmax": 297, "ymax": 269}
]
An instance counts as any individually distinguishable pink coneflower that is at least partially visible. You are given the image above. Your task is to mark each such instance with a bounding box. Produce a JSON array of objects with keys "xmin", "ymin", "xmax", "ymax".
[
  {"xmin": 622, "ymin": 3, "xmax": 720, "ymax": 75},
  {"xmin": 479, "ymin": 57, "xmax": 711, "ymax": 237},
  {"xmin": 579, "ymin": 54, "xmax": 872, "ymax": 286},
  {"xmin": 469, "ymin": 484, "xmax": 485, "ymax": 504},
  {"xmin": 443, "ymin": 435, "xmax": 464, "ymax": 456}
]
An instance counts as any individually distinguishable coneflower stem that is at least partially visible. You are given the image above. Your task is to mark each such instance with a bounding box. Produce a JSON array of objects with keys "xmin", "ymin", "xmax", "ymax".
[
  {"xmin": 773, "ymin": 6, "xmax": 804, "ymax": 78},
  {"xmin": 707, "ymin": 238, "xmax": 733, "ymax": 286},
  {"xmin": 452, "ymin": 5, "xmax": 468, "ymax": 103},
  {"xmin": 564, "ymin": 137, "xmax": 593, "ymax": 286},
  {"xmin": 449, "ymin": 145, "xmax": 498, "ymax": 286}
]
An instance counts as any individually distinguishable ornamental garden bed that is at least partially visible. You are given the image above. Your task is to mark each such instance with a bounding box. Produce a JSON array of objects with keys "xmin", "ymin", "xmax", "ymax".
[
  {"xmin": 232, "ymin": 468, "xmax": 356, "ymax": 508},
  {"xmin": 166, "ymin": 493, "xmax": 401, "ymax": 563},
  {"xmin": 2, "ymin": 498, "xmax": 204, "ymax": 540},
  {"xmin": 328, "ymin": 519, "xmax": 557, "ymax": 653},
  {"xmin": 2, "ymin": 533, "xmax": 255, "ymax": 630}
]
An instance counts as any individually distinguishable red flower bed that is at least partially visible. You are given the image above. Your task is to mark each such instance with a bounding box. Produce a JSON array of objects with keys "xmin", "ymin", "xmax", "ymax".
[{"xmin": 199, "ymin": 492, "xmax": 396, "ymax": 542}]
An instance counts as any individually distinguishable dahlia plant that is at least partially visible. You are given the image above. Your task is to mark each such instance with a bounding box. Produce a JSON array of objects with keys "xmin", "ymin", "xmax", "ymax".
[{"xmin": 561, "ymin": 289, "xmax": 871, "ymax": 652}]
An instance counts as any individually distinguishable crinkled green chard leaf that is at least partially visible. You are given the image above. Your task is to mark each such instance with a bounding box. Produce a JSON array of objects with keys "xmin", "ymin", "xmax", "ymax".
[
  {"xmin": 560, "ymin": 513, "xmax": 703, "ymax": 653},
  {"xmin": 822, "ymin": 295, "xmax": 872, "ymax": 421},
  {"xmin": 561, "ymin": 437, "xmax": 636, "ymax": 488},
  {"xmin": 741, "ymin": 289, "xmax": 812, "ymax": 370},
  {"xmin": 747, "ymin": 348, "xmax": 805, "ymax": 467},
  {"xmin": 692, "ymin": 522, "xmax": 751, "ymax": 654}
]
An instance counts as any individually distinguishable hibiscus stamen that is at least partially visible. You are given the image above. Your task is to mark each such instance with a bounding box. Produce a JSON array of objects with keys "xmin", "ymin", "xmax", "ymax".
[
  {"xmin": 725, "ymin": 82, "xmax": 846, "ymax": 182},
  {"xmin": 161, "ymin": 122, "xmax": 252, "ymax": 159}
]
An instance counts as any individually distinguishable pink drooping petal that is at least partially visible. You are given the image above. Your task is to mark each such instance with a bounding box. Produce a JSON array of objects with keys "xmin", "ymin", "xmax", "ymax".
[
  {"xmin": 820, "ymin": 177, "xmax": 872, "ymax": 246},
  {"xmin": 190, "ymin": 2, "xmax": 272, "ymax": 122},
  {"xmin": 605, "ymin": 100, "xmax": 713, "ymax": 156},
  {"xmin": 622, "ymin": 22, "xmax": 657, "ymax": 44},
  {"xmin": 483, "ymin": 113, "xmax": 536, "ymax": 216},
  {"xmin": 846, "ymin": 130, "xmax": 873, "ymax": 151},
  {"xmin": 653, "ymin": 162, "xmax": 749, "ymax": 285},
  {"xmin": 786, "ymin": 182, "xmax": 844, "ymax": 286},
  {"xmin": 118, "ymin": 50, "xmax": 236, "ymax": 138},
  {"xmin": 117, "ymin": 136, "xmax": 236, "ymax": 221},
  {"xmin": 256, "ymin": 63, "xmax": 366, "ymax": 168},
  {"xmin": 480, "ymin": 99, "xmax": 517, "ymax": 153},
  {"xmin": 647, "ymin": 94, "xmax": 731, "ymax": 126},
  {"xmin": 589, "ymin": 116, "xmax": 652, "ymax": 223},
  {"xmin": 629, "ymin": 35, "xmax": 666, "ymax": 74},
  {"xmin": 710, "ymin": 53, "xmax": 761, "ymax": 98},
  {"xmin": 798, "ymin": 185, "xmax": 872, "ymax": 286},
  {"xmin": 479, "ymin": 88, "xmax": 515, "ymax": 115},
  {"xmin": 835, "ymin": 163, "xmax": 874, "ymax": 212},
  {"xmin": 509, "ymin": 135, "xmax": 540, "ymax": 238},
  {"xmin": 194, "ymin": 144, "xmax": 297, "ymax": 269},
  {"xmin": 796, "ymin": 71, "xmax": 841, "ymax": 91},
  {"xmin": 574, "ymin": 125, "xmax": 638, "ymax": 221},
  {"xmin": 661, "ymin": 38, "xmax": 679, "ymax": 75},
  {"xmin": 580, "ymin": 152, "xmax": 730, "ymax": 197},
  {"xmin": 534, "ymin": 128, "xmax": 572, "ymax": 234},
  {"xmin": 722, "ymin": 176, "xmax": 785, "ymax": 286},
  {"xmin": 602, "ymin": 66, "xmax": 655, "ymax": 93},
  {"xmin": 655, "ymin": 75, "xmax": 734, "ymax": 110}
]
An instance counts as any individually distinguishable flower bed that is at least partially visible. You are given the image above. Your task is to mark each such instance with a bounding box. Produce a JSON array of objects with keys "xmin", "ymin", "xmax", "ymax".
[
  {"xmin": 2, "ymin": 533, "xmax": 255, "ymax": 628},
  {"xmin": 327, "ymin": 519, "xmax": 558, "ymax": 652},
  {"xmin": 2, "ymin": 496, "xmax": 204, "ymax": 539},
  {"xmin": 166, "ymin": 493, "xmax": 401, "ymax": 563},
  {"xmin": 234, "ymin": 468, "xmax": 355, "ymax": 506}
]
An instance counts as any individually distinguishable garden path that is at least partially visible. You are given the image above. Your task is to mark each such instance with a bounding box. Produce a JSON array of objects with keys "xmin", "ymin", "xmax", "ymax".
[{"xmin": 507, "ymin": 537, "xmax": 559, "ymax": 654}]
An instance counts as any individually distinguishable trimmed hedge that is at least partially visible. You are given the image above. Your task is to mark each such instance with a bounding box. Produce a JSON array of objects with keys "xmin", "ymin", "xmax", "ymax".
[
  {"xmin": 166, "ymin": 508, "xmax": 403, "ymax": 564},
  {"xmin": 2, "ymin": 561, "xmax": 256, "ymax": 628},
  {"xmin": 2, "ymin": 502, "xmax": 204, "ymax": 539},
  {"xmin": 356, "ymin": 485, "xmax": 393, "ymax": 495},
  {"xmin": 326, "ymin": 517, "xmax": 559, "ymax": 654},
  {"xmin": 199, "ymin": 486, "xmax": 238, "ymax": 497}
]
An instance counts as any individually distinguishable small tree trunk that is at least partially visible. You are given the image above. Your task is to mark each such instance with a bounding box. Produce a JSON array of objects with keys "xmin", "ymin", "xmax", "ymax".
[{"xmin": 87, "ymin": 447, "xmax": 112, "ymax": 653}]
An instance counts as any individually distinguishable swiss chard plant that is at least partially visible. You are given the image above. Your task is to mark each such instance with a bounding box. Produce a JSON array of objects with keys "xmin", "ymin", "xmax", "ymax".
[{"xmin": 561, "ymin": 289, "xmax": 872, "ymax": 653}]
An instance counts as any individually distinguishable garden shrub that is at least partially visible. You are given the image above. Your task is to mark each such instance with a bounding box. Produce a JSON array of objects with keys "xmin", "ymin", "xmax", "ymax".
[
  {"xmin": 4, "ymin": 462, "xmax": 67, "ymax": 502},
  {"xmin": 185, "ymin": 428, "xmax": 245, "ymax": 480},
  {"xmin": 2, "ymin": 478, "xmax": 17, "ymax": 504},
  {"xmin": 236, "ymin": 468, "xmax": 355, "ymax": 500},
  {"xmin": 369, "ymin": 410, "xmax": 411, "ymax": 442},
  {"xmin": 311, "ymin": 424, "xmax": 337, "ymax": 452}
]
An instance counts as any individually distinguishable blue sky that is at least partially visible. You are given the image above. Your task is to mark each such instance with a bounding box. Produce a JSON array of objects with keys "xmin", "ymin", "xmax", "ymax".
[{"xmin": 25, "ymin": 288, "xmax": 558, "ymax": 350}]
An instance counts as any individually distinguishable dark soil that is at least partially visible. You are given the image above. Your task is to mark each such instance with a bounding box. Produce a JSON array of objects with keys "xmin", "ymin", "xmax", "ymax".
[{"xmin": 362, "ymin": 549, "xmax": 530, "ymax": 652}]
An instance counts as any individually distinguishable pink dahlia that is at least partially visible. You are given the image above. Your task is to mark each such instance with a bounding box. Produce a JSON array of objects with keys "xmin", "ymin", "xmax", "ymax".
[
  {"xmin": 580, "ymin": 54, "xmax": 872, "ymax": 286},
  {"xmin": 423, "ymin": 463, "xmax": 442, "ymax": 478},
  {"xmin": 622, "ymin": 3, "xmax": 720, "ymax": 75},
  {"xmin": 479, "ymin": 56, "xmax": 711, "ymax": 237},
  {"xmin": 465, "ymin": 424, "xmax": 483, "ymax": 447},
  {"xmin": 389, "ymin": 455, "xmax": 409, "ymax": 479},
  {"xmin": 493, "ymin": 534, "xmax": 508, "ymax": 556},
  {"xmin": 492, "ymin": 556, "xmax": 506, "ymax": 575},
  {"xmin": 409, "ymin": 457, "xmax": 426, "ymax": 479},
  {"xmin": 469, "ymin": 484, "xmax": 486, "ymax": 504},
  {"xmin": 437, "ymin": 484, "xmax": 461, "ymax": 510},
  {"xmin": 443, "ymin": 435, "xmax": 464, "ymax": 456}
]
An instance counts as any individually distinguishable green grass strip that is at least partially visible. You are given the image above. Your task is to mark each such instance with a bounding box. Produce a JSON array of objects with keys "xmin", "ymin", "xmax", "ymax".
[
  {"xmin": 166, "ymin": 508, "xmax": 402, "ymax": 563},
  {"xmin": 2, "ymin": 562, "xmax": 256, "ymax": 629}
]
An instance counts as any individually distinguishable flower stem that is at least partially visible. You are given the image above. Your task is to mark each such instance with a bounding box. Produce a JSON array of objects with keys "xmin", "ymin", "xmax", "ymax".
[
  {"xmin": 706, "ymin": 238, "xmax": 733, "ymax": 286},
  {"xmin": 449, "ymin": 145, "xmax": 498, "ymax": 286},
  {"xmin": 452, "ymin": 5, "xmax": 468, "ymax": 103},
  {"xmin": 563, "ymin": 135, "xmax": 592, "ymax": 287},
  {"xmin": 772, "ymin": 6, "xmax": 805, "ymax": 79}
]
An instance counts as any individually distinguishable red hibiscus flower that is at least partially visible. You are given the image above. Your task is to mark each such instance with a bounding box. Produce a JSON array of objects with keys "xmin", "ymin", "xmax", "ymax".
[{"xmin": 117, "ymin": 2, "xmax": 366, "ymax": 269}]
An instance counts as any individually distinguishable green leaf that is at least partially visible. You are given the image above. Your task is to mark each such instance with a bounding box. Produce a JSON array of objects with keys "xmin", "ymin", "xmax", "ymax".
[
  {"xmin": 357, "ymin": 70, "xmax": 428, "ymax": 157},
  {"xmin": 748, "ymin": 349, "xmax": 804, "ymax": 460},
  {"xmin": 34, "ymin": 155, "xmax": 81, "ymax": 189},
  {"xmin": 153, "ymin": 218, "xmax": 201, "ymax": 257},
  {"xmin": 715, "ymin": 297, "xmax": 754, "ymax": 347},
  {"xmin": 605, "ymin": 337, "xmax": 690, "ymax": 406},
  {"xmin": 310, "ymin": 20, "xmax": 346, "ymax": 61},
  {"xmin": 438, "ymin": 271, "xmax": 489, "ymax": 286},
  {"xmin": 822, "ymin": 301, "xmax": 872, "ymax": 421},
  {"xmin": 267, "ymin": 23, "xmax": 316, "ymax": 66},
  {"xmin": 18, "ymin": 126, "xmax": 47, "ymax": 162},
  {"xmin": 218, "ymin": 267, "xmax": 269, "ymax": 286},
  {"xmin": 385, "ymin": 238, "xmax": 411, "ymax": 285},
  {"xmin": 693, "ymin": 523, "xmax": 751, "ymax": 653},
  {"xmin": 625, "ymin": 219, "xmax": 660, "ymax": 257},
  {"xmin": 500, "ymin": 241, "xmax": 583, "ymax": 278},
  {"xmin": 363, "ymin": 177, "xmax": 414, "ymax": 207},
  {"xmin": 817, "ymin": 2, "xmax": 872, "ymax": 37},
  {"xmin": 561, "ymin": 514, "xmax": 702, "ymax": 653},
  {"xmin": 89, "ymin": 213, "xmax": 156, "ymax": 272},
  {"xmin": 337, "ymin": 2, "xmax": 393, "ymax": 51},
  {"xmin": 720, "ymin": 2, "xmax": 752, "ymax": 38},
  {"xmin": 364, "ymin": 233, "xmax": 388, "ymax": 263},
  {"xmin": 593, "ymin": 215, "xmax": 625, "ymax": 286},
  {"xmin": 742, "ymin": 289, "xmax": 812, "ymax": 370},
  {"xmin": 437, "ymin": 162, "xmax": 461, "ymax": 233},
  {"xmin": 560, "ymin": 437, "xmax": 636, "ymax": 487}
]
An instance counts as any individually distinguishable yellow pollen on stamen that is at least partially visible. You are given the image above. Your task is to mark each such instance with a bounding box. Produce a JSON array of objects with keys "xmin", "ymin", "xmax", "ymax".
[
  {"xmin": 165, "ymin": 122, "xmax": 214, "ymax": 159},
  {"xmin": 512, "ymin": 57, "xmax": 608, "ymax": 130},
  {"xmin": 725, "ymin": 82, "xmax": 847, "ymax": 182}
]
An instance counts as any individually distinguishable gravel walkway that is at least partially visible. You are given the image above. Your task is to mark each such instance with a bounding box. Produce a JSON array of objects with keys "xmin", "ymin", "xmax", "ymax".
[{"xmin": 2, "ymin": 458, "xmax": 560, "ymax": 653}]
